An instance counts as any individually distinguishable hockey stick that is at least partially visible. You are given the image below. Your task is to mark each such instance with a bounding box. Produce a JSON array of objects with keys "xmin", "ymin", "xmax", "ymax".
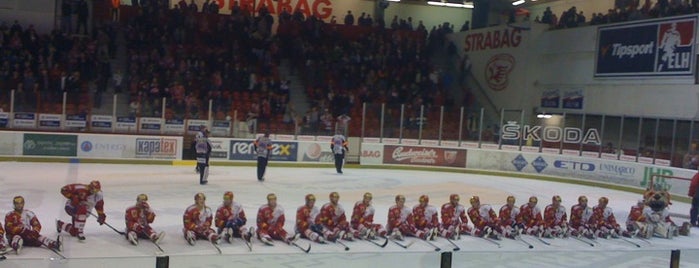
[
  {"xmin": 444, "ymin": 238, "xmax": 460, "ymax": 251},
  {"xmin": 618, "ymin": 237, "xmax": 641, "ymax": 248},
  {"xmin": 0, "ymin": 255, "xmax": 5, "ymax": 261},
  {"xmin": 482, "ymin": 236, "xmax": 502, "ymax": 248},
  {"xmin": 571, "ymin": 236, "xmax": 594, "ymax": 247},
  {"xmin": 515, "ymin": 236, "xmax": 534, "ymax": 249},
  {"xmin": 364, "ymin": 237, "xmax": 389, "ymax": 248},
  {"xmin": 211, "ymin": 241, "xmax": 222, "ymax": 254},
  {"xmin": 390, "ymin": 238, "xmax": 414, "ymax": 249},
  {"xmin": 422, "ymin": 239, "xmax": 441, "ymax": 251},
  {"xmin": 40, "ymin": 237, "xmax": 67, "ymax": 260},
  {"xmin": 335, "ymin": 239, "xmax": 350, "ymax": 251},
  {"xmin": 290, "ymin": 241, "xmax": 311, "ymax": 253},
  {"xmin": 89, "ymin": 212, "xmax": 125, "ymax": 235},
  {"xmin": 533, "ymin": 236, "xmax": 551, "ymax": 245}
]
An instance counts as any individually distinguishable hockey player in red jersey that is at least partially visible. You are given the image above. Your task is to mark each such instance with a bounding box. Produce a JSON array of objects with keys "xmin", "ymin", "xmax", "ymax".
[
  {"xmin": 257, "ymin": 193, "xmax": 298, "ymax": 245},
  {"xmin": 350, "ymin": 192, "xmax": 387, "ymax": 239},
  {"xmin": 215, "ymin": 191, "xmax": 253, "ymax": 244},
  {"xmin": 315, "ymin": 192, "xmax": 356, "ymax": 241},
  {"xmin": 569, "ymin": 195, "xmax": 594, "ymax": 238},
  {"xmin": 467, "ymin": 196, "xmax": 501, "ymax": 238},
  {"xmin": 543, "ymin": 195, "xmax": 568, "ymax": 238},
  {"xmin": 440, "ymin": 194, "xmax": 472, "ymax": 239},
  {"xmin": 183, "ymin": 193, "xmax": 219, "ymax": 245},
  {"xmin": 589, "ymin": 197, "xmax": 626, "ymax": 238},
  {"xmin": 516, "ymin": 196, "xmax": 545, "ymax": 236},
  {"xmin": 387, "ymin": 195, "xmax": 430, "ymax": 240},
  {"xmin": 5, "ymin": 196, "xmax": 62, "ymax": 254},
  {"xmin": 296, "ymin": 194, "xmax": 325, "ymax": 243},
  {"xmin": 498, "ymin": 196, "xmax": 520, "ymax": 239},
  {"xmin": 412, "ymin": 195, "xmax": 439, "ymax": 240},
  {"xmin": 625, "ymin": 199, "xmax": 646, "ymax": 235},
  {"xmin": 0, "ymin": 221, "xmax": 6, "ymax": 253},
  {"xmin": 124, "ymin": 194, "xmax": 164, "ymax": 246},
  {"xmin": 57, "ymin": 180, "xmax": 105, "ymax": 241}
]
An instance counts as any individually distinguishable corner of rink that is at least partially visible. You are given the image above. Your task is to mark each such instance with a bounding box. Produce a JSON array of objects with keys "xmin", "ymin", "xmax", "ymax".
[{"xmin": 2, "ymin": 161, "xmax": 699, "ymax": 268}]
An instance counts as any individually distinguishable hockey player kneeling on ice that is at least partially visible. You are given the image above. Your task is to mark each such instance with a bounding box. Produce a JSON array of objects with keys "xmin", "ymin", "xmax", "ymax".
[
  {"xmin": 625, "ymin": 199, "xmax": 646, "ymax": 237},
  {"xmin": 315, "ymin": 192, "xmax": 357, "ymax": 241},
  {"xmin": 412, "ymin": 195, "xmax": 439, "ymax": 240},
  {"xmin": 125, "ymin": 194, "xmax": 165, "ymax": 246},
  {"xmin": 57, "ymin": 180, "xmax": 106, "ymax": 241},
  {"xmin": 183, "ymin": 193, "xmax": 219, "ymax": 245},
  {"xmin": 440, "ymin": 194, "xmax": 472, "ymax": 239},
  {"xmin": 215, "ymin": 191, "xmax": 253, "ymax": 244},
  {"xmin": 589, "ymin": 197, "xmax": 629, "ymax": 238},
  {"xmin": 498, "ymin": 196, "xmax": 520, "ymax": 239},
  {"xmin": 638, "ymin": 190, "xmax": 691, "ymax": 239},
  {"xmin": 467, "ymin": 196, "xmax": 502, "ymax": 239},
  {"xmin": 388, "ymin": 195, "xmax": 430, "ymax": 240},
  {"xmin": 256, "ymin": 193, "xmax": 299, "ymax": 245},
  {"xmin": 296, "ymin": 194, "xmax": 325, "ymax": 243},
  {"xmin": 543, "ymin": 195, "xmax": 569, "ymax": 238},
  {"xmin": 515, "ymin": 196, "xmax": 545, "ymax": 237},
  {"xmin": 351, "ymin": 192, "xmax": 388, "ymax": 240},
  {"xmin": 569, "ymin": 195, "xmax": 594, "ymax": 238},
  {"xmin": 5, "ymin": 196, "xmax": 62, "ymax": 254}
]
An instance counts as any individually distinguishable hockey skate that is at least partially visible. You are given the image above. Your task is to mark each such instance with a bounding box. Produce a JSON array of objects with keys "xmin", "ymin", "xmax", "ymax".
[
  {"xmin": 127, "ymin": 231, "xmax": 138, "ymax": 245},
  {"xmin": 56, "ymin": 219, "xmax": 62, "ymax": 233},
  {"xmin": 53, "ymin": 235, "xmax": 63, "ymax": 252},
  {"xmin": 152, "ymin": 231, "xmax": 165, "ymax": 245},
  {"xmin": 359, "ymin": 228, "xmax": 369, "ymax": 240},
  {"xmin": 390, "ymin": 230, "xmax": 403, "ymax": 241},
  {"xmin": 260, "ymin": 236, "xmax": 274, "ymax": 246},
  {"xmin": 11, "ymin": 237, "xmax": 22, "ymax": 255},
  {"xmin": 224, "ymin": 228, "xmax": 234, "ymax": 244},
  {"xmin": 77, "ymin": 233, "xmax": 86, "ymax": 242},
  {"xmin": 186, "ymin": 233, "xmax": 196, "ymax": 246},
  {"xmin": 680, "ymin": 222, "xmax": 691, "ymax": 236},
  {"xmin": 286, "ymin": 233, "xmax": 300, "ymax": 245}
]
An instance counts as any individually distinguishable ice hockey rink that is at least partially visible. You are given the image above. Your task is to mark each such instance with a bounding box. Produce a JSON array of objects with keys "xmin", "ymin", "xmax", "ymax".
[{"xmin": 1, "ymin": 161, "xmax": 699, "ymax": 268}]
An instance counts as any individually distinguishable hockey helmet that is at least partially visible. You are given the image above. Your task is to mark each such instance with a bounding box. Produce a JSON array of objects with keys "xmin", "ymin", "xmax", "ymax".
[
  {"xmin": 305, "ymin": 194, "xmax": 316, "ymax": 202},
  {"xmin": 552, "ymin": 195, "xmax": 562, "ymax": 203},
  {"xmin": 223, "ymin": 191, "xmax": 234, "ymax": 201},
  {"xmin": 194, "ymin": 192, "xmax": 206, "ymax": 201},
  {"xmin": 363, "ymin": 192, "xmax": 373, "ymax": 200},
  {"xmin": 329, "ymin": 192, "xmax": 340, "ymax": 199},
  {"xmin": 419, "ymin": 195, "xmax": 429, "ymax": 204},
  {"xmin": 469, "ymin": 196, "xmax": 480, "ymax": 205},
  {"xmin": 599, "ymin": 197, "xmax": 609, "ymax": 205},
  {"xmin": 578, "ymin": 196, "xmax": 588, "ymax": 204},
  {"xmin": 12, "ymin": 196, "xmax": 24, "ymax": 205},
  {"xmin": 267, "ymin": 193, "xmax": 277, "ymax": 201},
  {"xmin": 528, "ymin": 196, "xmax": 538, "ymax": 204},
  {"xmin": 89, "ymin": 180, "xmax": 101, "ymax": 192},
  {"xmin": 137, "ymin": 194, "xmax": 148, "ymax": 202},
  {"xmin": 449, "ymin": 194, "xmax": 460, "ymax": 202},
  {"xmin": 506, "ymin": 196, "xmax": 516, "ymax": 205}
]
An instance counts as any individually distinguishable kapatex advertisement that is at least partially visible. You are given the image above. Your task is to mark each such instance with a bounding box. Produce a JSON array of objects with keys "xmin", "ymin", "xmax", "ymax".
[
  {"xmin": 383, "ymin": 145, "xmax": 467, "ymax": 168},
  {"xmin": 229, "ymin": 139, "xmax": 298, "ymax": 161},
  {"xmin": 23, "ymin": 133, "xmax": 77, "ymax": 157}
]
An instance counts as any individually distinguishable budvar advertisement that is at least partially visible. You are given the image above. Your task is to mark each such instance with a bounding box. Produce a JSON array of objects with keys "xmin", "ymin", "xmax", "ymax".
[
  {"xmin": 229, "ymin": 139, "xmax": 298, "ymax": 161},
  {"xmin": 208, "ymin": 137, "xmax": 229, "ymax": 159},
  {"xmin": 383, "ymin": 145, "xmax": 466, "ymax": 168},
  {"xmin": 595, "ymin": 15, "xmax": 697, "ymax": 77},
  {"xmin": 23, "ymin": 133, "xmax": 77, "ymax": 157}
]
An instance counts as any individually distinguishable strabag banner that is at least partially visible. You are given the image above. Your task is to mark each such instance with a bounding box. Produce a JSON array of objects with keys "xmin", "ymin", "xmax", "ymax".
[
  {"xmin": 383, "ymin": 145, "xmax": 467, "ymax": 168},
  {"xmin": 595, "ymin": 15, "xmax": 697, "ymax": 78}
]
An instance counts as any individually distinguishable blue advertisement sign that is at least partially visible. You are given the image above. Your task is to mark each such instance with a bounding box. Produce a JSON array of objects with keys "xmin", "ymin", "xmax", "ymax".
[
  {"xmin": 229, "ymin": 139, "xmax": 298, "ymax": 162},
  {"xmin": 561, "ymin": 90, "xmax": 583, "ymax": 109},
  {"xmin": 540, "ymin": 89, "xmax": 560, "ymax": 109},
  {"xmin": 595, "ymin": 16, "xmax": 696, "ymax": 77}
]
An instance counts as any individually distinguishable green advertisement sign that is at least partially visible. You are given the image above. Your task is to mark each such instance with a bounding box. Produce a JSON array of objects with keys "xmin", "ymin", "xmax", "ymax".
[{"xmin": 23, "ymin": 134, "xmax": 77, "ymax": 156}]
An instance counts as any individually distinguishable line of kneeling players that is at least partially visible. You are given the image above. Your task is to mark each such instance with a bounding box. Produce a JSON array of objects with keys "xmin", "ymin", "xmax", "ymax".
[{"xmin": 1, "ymin": 182, "xmax": 689, "ymax": 256}]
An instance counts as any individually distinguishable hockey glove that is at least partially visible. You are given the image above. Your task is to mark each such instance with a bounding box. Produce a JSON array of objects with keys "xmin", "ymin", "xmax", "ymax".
[{"xmin": 97, "ymin": 213, "xmax": 107, "ymax": 225}]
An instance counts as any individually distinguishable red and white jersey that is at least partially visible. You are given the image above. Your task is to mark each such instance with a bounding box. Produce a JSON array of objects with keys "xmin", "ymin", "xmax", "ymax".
[
  {"xmin": 642, "ymin": 207, "xmax": 673, "ymax": 224},
  {"xmin": 441, "ymin": 202, "xmax": 468, "ymax": 227},
  {"xmin": 125, "ymin": 205, "xmax": 155, "ymax": 228},
  {"xmin": 516, "ymin": 204, "xmax": 543, "ymax": 227},
  {"xmin": 543, "ymin": 204, "xmax": 567, "ymax": 227},
  {"xmin": 626, "ymin": 204, "xmax": 646, "ymax": 224},
  {"xmin": 387, "ymin": 205, "xmax": 413, "ymax": 230},
  {"xmin": 315, "ymin": 202, "xmax": 347, "ymax": 228},
  {"xmin": 61, "ymin": 183, "xmax": 104, "ymax": 213},
  {"xmin": 589, "ymin": 205, "xmax": 619, "ymax": 227},
  {"xmin": 183, "ymin": 204, "xmax": 213, "ymax": 231},
  {"xmin": 257, "ymin": 204, "xmax": 285, "ymax": 231},
  {"xmin": 5, "ymin": 210, "xmax": 41, "ymax": 237},
  {"xmin": 468, "ymin": 204, "xmax": 497, "ymax": 228},
  {"xmin": 215, "ymin": 201, "xmax": 246, "ymax": 229},
  {"xmin": 296, "ymin": 205, "xmax": 319, "ymax": 233},
  {"xmin": 498, "ymin": 204, "xmax": 519, "ymax": 226},
  {"xmin": 569, "ymin": 204, "xmax": 593, "ymax": 228},
  {"xmin": 350, "ymin": 201, "xmax": 376, "ymax": 228},
  {"xmin": 413, "ymin": 204, "xmax": 439, "ymax": 229}
]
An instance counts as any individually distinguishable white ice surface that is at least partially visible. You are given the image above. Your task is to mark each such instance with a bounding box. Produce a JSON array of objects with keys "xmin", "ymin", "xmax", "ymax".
[{"xmin": 1, "ymin": 162, "xmax": 698, "ymax": 268}]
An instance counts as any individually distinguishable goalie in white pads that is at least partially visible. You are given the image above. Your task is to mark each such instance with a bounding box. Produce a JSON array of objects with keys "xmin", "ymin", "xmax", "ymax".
[{"xmin": 124, "ymin": 194, "xmax": 165, "ymax": 245}]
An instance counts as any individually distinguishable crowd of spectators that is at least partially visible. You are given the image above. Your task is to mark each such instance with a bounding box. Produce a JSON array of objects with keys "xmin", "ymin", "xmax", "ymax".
[{"xmin": 537, "ymin": 0, "xmax": 699, "ymax": 29}]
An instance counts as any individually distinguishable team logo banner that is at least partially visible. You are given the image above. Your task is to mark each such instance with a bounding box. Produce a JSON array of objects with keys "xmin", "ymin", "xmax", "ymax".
[
  {"xmin": 595, "ymin": 15, "xmax": 697, "ymax": 77},
  {"xmin": 383, "ymin": 145, "xmax": 466, "ymax": 168}
]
